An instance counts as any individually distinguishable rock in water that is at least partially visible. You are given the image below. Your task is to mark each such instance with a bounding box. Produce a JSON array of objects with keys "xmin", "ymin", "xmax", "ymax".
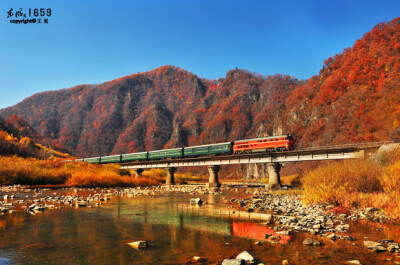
[
  {"xmin": 303, "ymin": 238, "xmax": 321, "ymax": 246},
  {"xmin": 190, "ymin": 198, "xmax": 203, "ymax": 205},
  {"xmin": 303, "ymin": 238, "xmax": 314, "ymax": 245},
  {"xmin": 192, "ymin": 256, "xmax": 205, "ymax": 262},
  {"xmin": 127, "ymin": 241, "xmax": 148, "ymax": 249},
  {"xmin": 222, "ymin": 259, "xmax": 243, "ymax": 265},
  {"xmin": 348, "ymin": 261, "xmax": 362, "ymax": 264},
  {"xmin": 236, "ymin": 251, "xmax": 254, "ymax": 263},
  {"xmin": 363, "ymin": 241, "xmax": 382, "ymax": 249}
]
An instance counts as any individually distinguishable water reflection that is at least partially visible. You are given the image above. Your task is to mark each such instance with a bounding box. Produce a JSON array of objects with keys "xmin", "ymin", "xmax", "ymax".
[
  {"xmin": 0, "ymin": 192, "xmax": 398, "ymax": 264},
  {"xmin": 232, "ymin": 221, "xmax": 291, "ymax": 243}
]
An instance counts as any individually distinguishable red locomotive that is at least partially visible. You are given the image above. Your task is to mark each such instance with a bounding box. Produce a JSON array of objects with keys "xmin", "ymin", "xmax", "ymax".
[{"xmin": 233, "ymin": 134, "xmax": 295, "ymax": 154}]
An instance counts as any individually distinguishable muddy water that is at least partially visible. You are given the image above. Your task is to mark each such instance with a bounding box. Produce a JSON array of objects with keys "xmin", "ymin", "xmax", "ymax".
[{"xmin": 1, "ymin": 190, "xmax": 400, "ymax": 264}]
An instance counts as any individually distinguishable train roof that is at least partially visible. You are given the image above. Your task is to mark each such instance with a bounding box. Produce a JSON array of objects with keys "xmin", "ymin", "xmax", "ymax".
[
  {"xmin": 101, "ymin": 155, "xmax": 121, "ymax": 158},
  {"xmin": 122, "ymin": 151, "xmax": 148, "ymax": 155},
  {"xmin": 185, "ymin": 142, "xmax": 232, "ymax": 148},
  {"xmin": 234, "ymin": 134, "xmax": 292, "ymax": 143},
  {"xmin": 148, "ymin": 148, "xmax": 183, "ymax": 153}
]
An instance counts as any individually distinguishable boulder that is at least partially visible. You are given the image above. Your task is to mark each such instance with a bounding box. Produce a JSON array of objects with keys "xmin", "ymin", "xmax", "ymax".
[{"xmin": 236, "ymin": 251, "xmax": 254, "ymax": 263}]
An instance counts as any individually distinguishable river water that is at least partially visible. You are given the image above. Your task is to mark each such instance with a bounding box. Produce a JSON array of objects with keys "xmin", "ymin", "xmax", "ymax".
[{"xmin": 1, "ymin": 188, "xmax": 400, "ymax": 264}]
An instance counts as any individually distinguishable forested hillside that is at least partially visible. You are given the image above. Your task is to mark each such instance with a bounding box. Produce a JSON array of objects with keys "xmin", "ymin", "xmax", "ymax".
[
  {"xmin": 0, "ymin": 115, "xmax": 68, "ymax": 158},
  {"xmin": 1, "ymin": 17, "xmax": 399, "ymax": 158},
  {"xmin": 0, "ymin": 67, "xmax": 298, "ymax": 157},
  {"xmin": 284, "ymin": 17, "xmax": 400, "ymax": 147}
]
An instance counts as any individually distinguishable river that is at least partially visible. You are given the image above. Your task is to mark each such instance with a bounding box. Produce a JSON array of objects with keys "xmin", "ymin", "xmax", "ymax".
[{"xmin": 0, "ymin": 187, "xmax": 400, "ymax": 264}]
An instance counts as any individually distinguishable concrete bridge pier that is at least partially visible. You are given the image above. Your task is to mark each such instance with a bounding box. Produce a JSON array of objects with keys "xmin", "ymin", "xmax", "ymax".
[
  {"xmin": 165, "ymin": 167, "xmax": 177, "ymax": 185},
  {"xmin": 207, "ymin": 165, "xmax": 221, "ymax": 187},
  {"xmin": 267, "ymin": 163, "xmax": 282, "ymax": 186},
  {"xmin": 133, "ymin": 169, "xmax": 144, "ymax": 179}
]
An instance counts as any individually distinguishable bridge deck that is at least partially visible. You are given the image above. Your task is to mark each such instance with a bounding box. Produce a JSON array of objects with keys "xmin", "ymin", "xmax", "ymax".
[{"xmin": 120, "ymin": 146, "xmax": 368, "ymax": 169}]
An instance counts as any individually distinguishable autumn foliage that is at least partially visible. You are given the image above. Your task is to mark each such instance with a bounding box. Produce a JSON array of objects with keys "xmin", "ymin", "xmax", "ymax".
[
  {"xmin": 301, "ymin": 148, "xmax": 400, "ymax": 218},
  {"xmin": 302, "ymin": 159, "xmax": 383, "ymax": 206},
  {"xmin": 0, "ymin": 115, "xmax": 69, "ymax": 158},
  {"xmin": 0, "ymin": 17, "xmax": 399, "ymax": 180},
  {"xmin": 285, "ymin": 17, "xmax": 400, "ymax": 147},
  {"xmin": 0, "ymin": 156, "xmax": 160, "ymax": 187}
]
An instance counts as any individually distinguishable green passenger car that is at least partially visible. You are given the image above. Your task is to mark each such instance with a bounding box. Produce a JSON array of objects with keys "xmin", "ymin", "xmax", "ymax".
[
  {"xmin": 100, "ymin": 155, "xmax": 121, "ymax": 163},
  {"xmin": 148, "ymin": 148, "xmax": 183, "ymax": 159},
  {"xmin": 121, "ymin": 152, "xmax": 148, "ymax": 162},
  {"xmin": 84, "ymin": 157, "xmax": 101, "ymax": 163},
  {"xmin": 184, "ymin": 142, "xmax": 232, "ymax": 157}
]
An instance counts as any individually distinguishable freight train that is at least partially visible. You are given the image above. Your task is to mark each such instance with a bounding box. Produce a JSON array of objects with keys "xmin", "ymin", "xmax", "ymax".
[{"xmin": 76, "ymin": 134, "xmax": 295, "ymax": 164}]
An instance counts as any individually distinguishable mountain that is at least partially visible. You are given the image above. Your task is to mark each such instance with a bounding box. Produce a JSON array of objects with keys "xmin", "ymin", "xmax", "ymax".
[
  {"xmin": 1, "ymin": 17, "xmax": 399, "ymax": 158},
  {"xmin": 0, "ymin": 67, "xmax": 298, "ymax": 157},
  {"xmin": 283, "ymin": 17, "xmax": 400, "ymax": 147}
]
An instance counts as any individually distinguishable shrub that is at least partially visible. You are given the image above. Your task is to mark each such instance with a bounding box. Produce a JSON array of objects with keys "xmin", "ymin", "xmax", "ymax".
[
  {"xmin": 302, "ymin": 159, "xmax": 382, "ymax": 205},
  {"xmin": 379, "ymin": 161, "xmax": 400, "ymax": 217}
]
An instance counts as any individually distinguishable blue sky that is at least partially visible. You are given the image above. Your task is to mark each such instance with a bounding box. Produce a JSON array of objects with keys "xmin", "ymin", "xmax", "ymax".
[{"xmin": 1, "ymin": 0, "xmax": 399, "ymax": 109}]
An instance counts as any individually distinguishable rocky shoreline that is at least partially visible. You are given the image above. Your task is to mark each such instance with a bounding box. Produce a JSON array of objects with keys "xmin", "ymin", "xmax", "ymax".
[{"xmin": 1, "ymin": 184, "xmax": 400, "ymax": 264}]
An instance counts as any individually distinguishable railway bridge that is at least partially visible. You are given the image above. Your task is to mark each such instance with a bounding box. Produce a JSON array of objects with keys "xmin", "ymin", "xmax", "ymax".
[{"xmin": 119, "ymin": 142, "xmax": 393, "ymax": 187}]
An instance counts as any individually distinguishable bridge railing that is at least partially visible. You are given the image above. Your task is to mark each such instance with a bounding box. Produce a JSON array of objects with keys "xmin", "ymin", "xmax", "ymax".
[{"xmin": 297, "ymin": 141, "xmax": 394, "ymax": 151}]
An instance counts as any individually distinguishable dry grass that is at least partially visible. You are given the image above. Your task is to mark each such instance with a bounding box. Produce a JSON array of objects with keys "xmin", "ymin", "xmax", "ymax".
[
  {"xmin": 0, "ymin": 156, "xmax": 69, "ymax": 185},
  {"xmin": 300, "ymin": 150, "xmax": 400, "ymax": 218},
  {"xmin": 302, "ymin": 159, "xmax": 383, "ymax": 206},
  {"xmin": 0, "ymin": 156, "xmax": 160, "ymax": 187},
  {"xmin": 280, "ymin": 174, "xmax": 301, "ymax": 186},
  {"xmin": 379, "ymin": 161, "xmax": 400, "ymax": 217},
  {"xmin": 141, "ymin": 168, "xmax": 166, "ymax": 182},
  {"xmin": 175, "ymin": 172, "xmax": 207, "ymax": 184}
]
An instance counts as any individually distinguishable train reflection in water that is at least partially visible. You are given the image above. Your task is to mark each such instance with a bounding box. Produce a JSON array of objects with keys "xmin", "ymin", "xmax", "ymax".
[{"xmin": 232, "ymin": 221, "xmax": 292, "ymax": 243}]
